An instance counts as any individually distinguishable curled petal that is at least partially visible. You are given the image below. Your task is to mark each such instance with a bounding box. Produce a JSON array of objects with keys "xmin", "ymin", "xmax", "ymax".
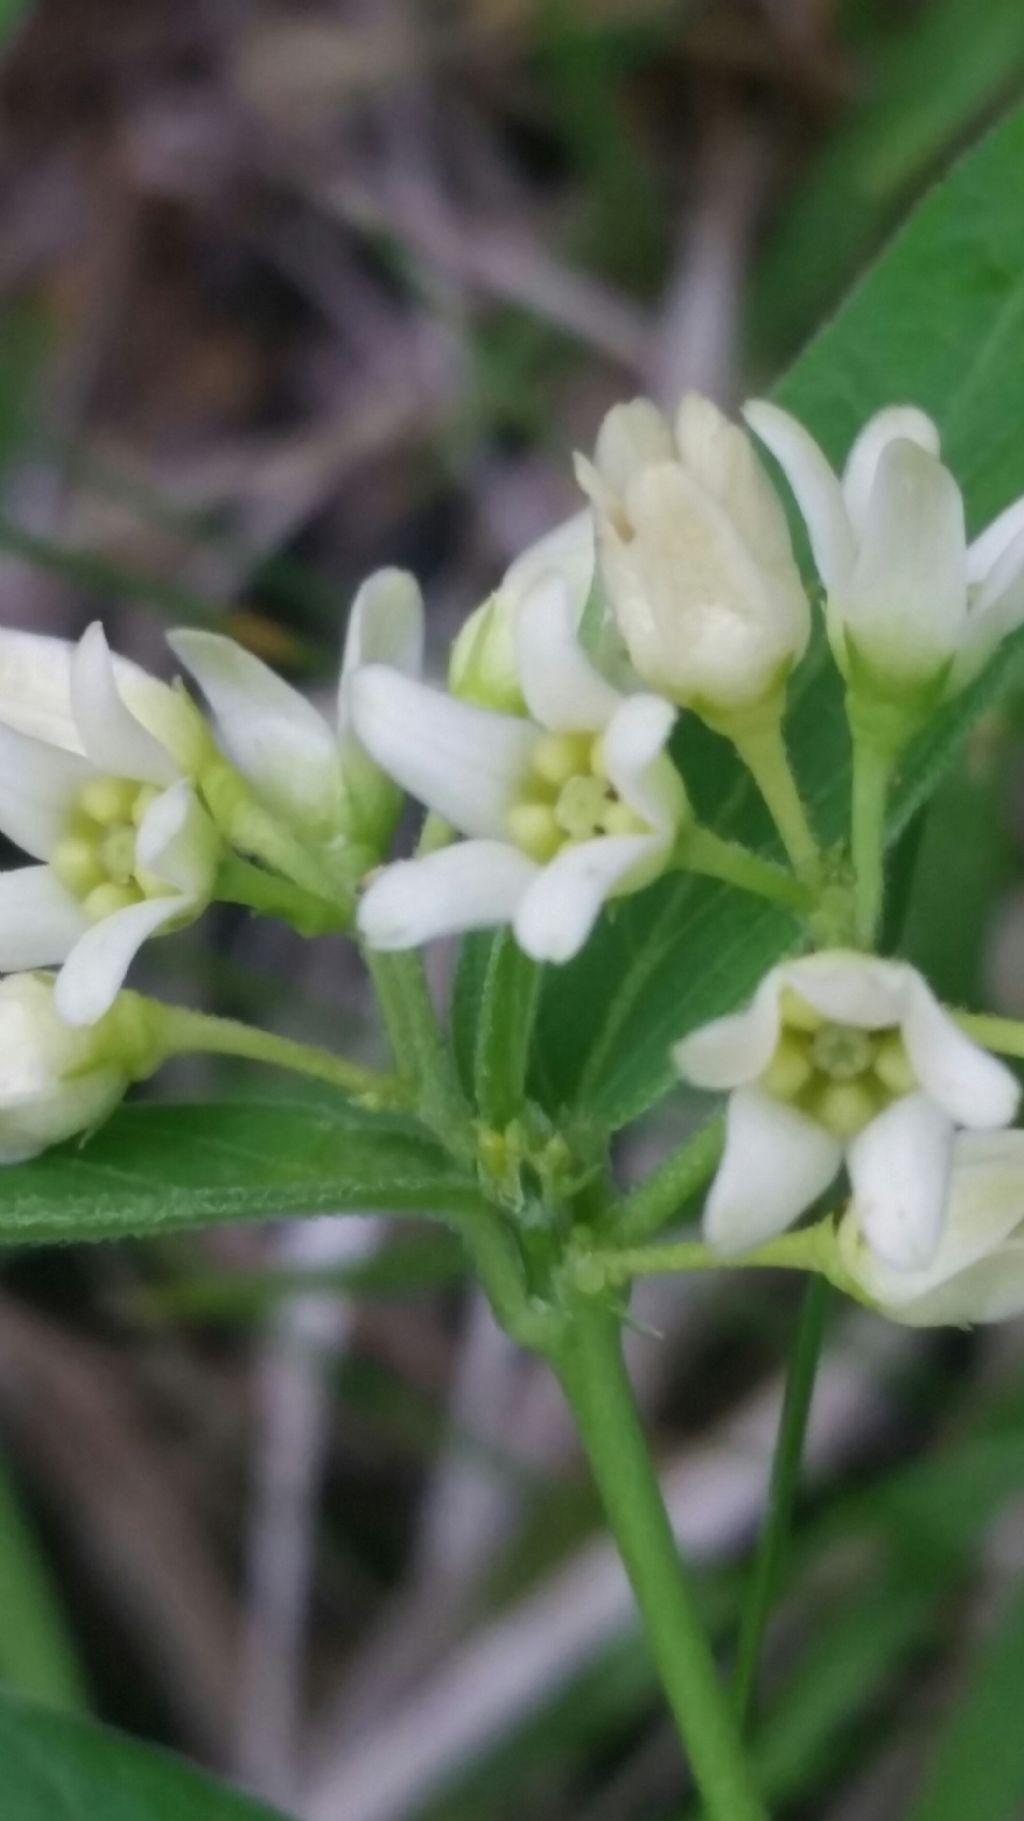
[
  {"xmin": 847, "ymin": 1094, "xmax": 954, "ymax": 1271},
  {"xmin": 136, "ymin": 781, "xmax": 220, "ymax": 900},
  {"xmin": 742, "ymin": 401, "xmax": 856, "ymax": 594},
  {"xmin": 171, "ymin": 627, "xmax": 339, "ymax": 827},
  {"xmin": 514, "ymin": 832, "xmax": 665, "ymax": 964},
  {"xmin": 841, "ymin": 406, "xmax": 939, "ymax": 536},
  {"xmin": 349, "ymin": 667, "xmax": 536, "ymax": 839},
  {"xmin": 0, "ymin": 722, "xmax": 94, "ymax": 860},
  {"xmin": 901, "ymin": 978, "xmax": 1019, "ymax": 1128},
  {"xmin": 515, "ymin": 575, "xmax": 622, "ymax": 732},
  {"xmin": 966, "ymin": 492, "xmax": 1024, "ymax": 585},
  {"xmin": 780, "ymin": 951, "xmax": 906, "ymax": 1028},
  {"xmin": 338, "ymin": 569, "xmax": 425, "ymax": 718},
  {"xmin": 600, "ymin": 694, "xmax": 683, "ymax": 837},
  {"xmin": 673, "ymin": 969, "xmax": 785, "ymax": 1091},
  {"xmin": 0, "ymin": 628, "xmax": 80, "ymax": 750},
  {"xmin": 0, "ymin": 867, "xmax": 89, "ymax": 971},
  {"xmin": 55, "ymin": 895, "xmax": 188, "ymax": 1027},
  {"xmin": 846, "ymin": 441, "xmax": 967, "ymax": 676},
  {"xmin": 72, "ymin": 623, "xmax": 179, "ymax": 786},
  {"xmin": 502, "ymin": 510, "xmax": 594, "ymax": 612},
  {"xmin": 842, "ymin": 1128, "xmax": 1024, "ymax": 1317},
  {"xmin": 704, "ymin": 1087, "xmax": 842, "ymax": 1253},
  {"xmin": 358, "ymin": 842, "xmax": 537, "ymax": 948},
  {"xmin": 955, "ymin": 523, "xmax": 1024, "ymax": 688}
]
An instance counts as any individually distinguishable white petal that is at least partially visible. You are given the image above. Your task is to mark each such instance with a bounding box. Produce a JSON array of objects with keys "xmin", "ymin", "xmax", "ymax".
[
  {"xmin": 358, "ymin": 842, "xmax": 537, "ymax": 948},
  {"xmin": 136, "ymin": 781, "xmax": 220, "ymax": 899},
  {"xmin": 842, "ymin": 1128, "xmax": 1024, "ymax": 1313},
  {"xmin": 514, "ymin": 832, "xmax": 663, "ymax": 964},
  {"xmin": 742, "ymin": 401, "xmax": 856, "ymax": 593},
  {"xmin": 779, "ymin": 951, "xmax": 906, "ymax": 1028},
  {"xmin": 847, "ymin": 1093, "xmax": 953, "ymax": 1270},
  {"xmin": 673, "ymin": 969, "xmax": 785, "ymax": 1090},
  {"xmin": 0, "ymin": 628, "xmax": 80, "ymax": 750},
  {"xmin": 338, "ymin": 569, "xmax": 425, "ymax": 715},
  {"xmin": 515, "ymin": 574, "xmax": 622, "ymax": 732},
  {"xmin": 955, "ymin": 523, "xmax": 1024, "ymax": 687},
  {"xmin": 502, "ymin": 510, "xmax": 594, "ymax": 614},
  {"xmin": 704, "ymin": 1087, "xmax": 842, "ymax": 1253},
  {"xmin": 901, "ymin": 976, "xmax": 1019, "ymax": 1128},
  {"xmin": 349, "ymin": 666, "xmax": 536, "ymax": 839},
  {"xmin": 72, "ymin": 623, "xmax": 179, "ymax": 785},
  {"xmin": 675, "ymin": 392, "xmax": 797, "ymax": 568},
  {"xmin": 966, "ymin": 492, "xmax": 1024, "ymax": 584},
  {"xmin": 594, "ymin": 398, "xmax": 674, "ymax": 495},
  {"xmin": 841, "ymin": 406, "xmax": 940, "ymax": 536},
  {"xmin": 846, "ymin": 441, "xmax": 967, "ymax": 675},
  {"xmin": 887, "ymin": 1245, "xmax": 1024, "ymax": 1326},
  {"xmin": 54, "ymin": 895, "xmax": 186, "ymax": 1026},
  {"xmin": 0, "ymin": 867, "xmax": 89, "ymax": 970},
  {"xmin": 170, "ymin": 627, "xmax": 339, "ymax": 826},
  {"xmin": 0, "ymin": 723, "xmax": 93, "ymax": 860},
  {"xmin": 600, "ymin": 694, "xmax": 683, "ymax": 836}
]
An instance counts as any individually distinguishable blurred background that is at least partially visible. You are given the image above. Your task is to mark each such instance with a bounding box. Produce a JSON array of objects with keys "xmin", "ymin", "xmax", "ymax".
[{"xmin": 0, "ymin": 3, "xmax": 1023, "ymax": 1817}]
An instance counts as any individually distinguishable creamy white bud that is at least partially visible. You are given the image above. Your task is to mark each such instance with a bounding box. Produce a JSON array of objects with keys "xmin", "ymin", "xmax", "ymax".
[
  {"xmin": 578, "ymin": 393, "xmax": 810, "ymax": 714},
  {"xmin": 0, "ymin": 974, "xmax": 133, "ymax": 1162}
]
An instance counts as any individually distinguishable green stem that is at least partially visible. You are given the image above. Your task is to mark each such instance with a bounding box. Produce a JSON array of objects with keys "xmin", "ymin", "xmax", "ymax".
[
  {"xmin": 733, "ymin": 1276, "xmax": 830, "ymax": 1729},
  {"xmin": 714, "ymin": 696, "xmax": 820, "ymax": 886},
  {"xmin": 554, "ymin": 1307, "xmax": 768, "ymax": 1821},
  {"xmin": 953, "ymin": 1010, "xmax": 1024, "ymax": 1058},
  {"xmin": 363, "ymin": 947, "xmax": 476, "ymax": 1161},
  {"xmin": 474, "ymin": 936, "xmax": 543, "ymax": 1128},
  {"xmin": 214, "ymin": 855, "xmax": 349, "ymax": 936},
  {"xmin": 607, "ymin": 1119, "xmax": 725, "ymax": 1244},
  {"xmin": 678, "ymin": 827, "xmax": 812, "ymax": 912},
  {"xmin": 459, "ymin": 1215, "xmax": 560, "ymax": 1351},
  {"xmin": 573, "ymin": 1218, "xmax": 837, "ymax": 1292},
  {"xmin": 850, "ymin": 734, "xmax": 897, "ymax": 948},
  {"xmin": 156, "ymin": 1006, "xmax": 406, "ymax": 1107}
]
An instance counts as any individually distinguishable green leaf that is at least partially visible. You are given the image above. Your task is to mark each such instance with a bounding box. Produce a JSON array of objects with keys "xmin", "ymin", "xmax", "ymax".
[
  {"xmin": 0, "ymin": 1459, "xmax": 87, "ymax": 1712},
  {"xmin": 537, "ymin": 102, "xmax": 1024, "ymax": 1130},
  {"xmin": 908, "ymin": 1572, "xmax": 1024, "ymax": 1821},
  {"xmin": 0, "ymin": 1687, "xmax": 291, "ymax": 1821},
  {"xmin": 0, "ymin": 1100, "xmax": 479, "ymax": 1248}
]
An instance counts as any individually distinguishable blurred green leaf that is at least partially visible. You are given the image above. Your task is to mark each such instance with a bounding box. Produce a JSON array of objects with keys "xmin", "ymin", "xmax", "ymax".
[
  {"xmin": 537, "ymin": 103, "xmax": 1024, "ymax": 1130},
  {"xmin": 0, "ymin": 1100, "xmax": 479, "ymax": 1247},
  {"xmin": 908, "ymin": 1573, "xmax": 1024, "ymax": 1821},
  {"xmin": 0, "ymin": 1459, "xmax": 87, "ymax": 1712},
  {"xmin": 145, "ymin": 1231, "xmax": 466, "ymax": 1322},
  {"xmin": 753, "ymin": 0, "xmax": 1024, "ymax": 361},
  {"xmin": 0, "ymin": 1688, "xmax": 290, "ymax": 1820}
]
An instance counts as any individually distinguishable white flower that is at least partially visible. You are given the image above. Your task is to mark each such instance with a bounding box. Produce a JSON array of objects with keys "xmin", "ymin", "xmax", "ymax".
[
  {"xmin": 449, "ymin": 510, "xmax": 594, "ymax": 711},
  {"xmin": 674, "ymin": 951, "xmax": 1019, "ymax": 1268},
  {"xmin": 743, "ymin": 400, "xmax": 1024, "ymax": 700},
  {"xmin": 351, "ymin": 573, "xmax": 687, "ymax": 963},
  {"xmin": 575, "ymin": 393, "xmax": 811, "ymax": 714},
  {"xmin": 169, "ymin": 570, "xmax": 424, "ymax": 852},
  {"xmin": 0, "ymin": 973, "xmax": 134, "ymax": 1161},
  {"xmin": 839, "ymin": 1130, "xmax": 1024, "ymax": 1326},
  {"xmin": 0, "ymin": 623, "xmax": 220, "ymax": 1027}
]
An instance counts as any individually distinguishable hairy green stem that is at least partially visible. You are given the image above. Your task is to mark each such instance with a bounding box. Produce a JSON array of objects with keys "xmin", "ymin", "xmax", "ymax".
[
  {"xmin": 733, "ymin": 1276, "xmax": 831, "ymax": 1728},
  {"xmin": 214, "ymin": 855, "xmax": 349, "ymax": 936},
  {"xmin": 606, "ymin": 1119, "xmax": 725, "ymax": 1244},
  {"xmin": 363, "ymin": 947, "xmax": 476, "ymax": 1161},
  {"xmin": 156, "ymin": 1006, "xmax": 406, "ymax": 1107},
  {"xmin": 474, "ymin": 937, "xmax": 543, "ymax": 1128},
  {"xmin": 554, "ymin": 1307, "xmax": 768, "ymax": 1821},
  {"xmin": 678, "ymin": 827, "xmax": 812, "ymax": 912},
  {"xmin": 573, "ymin": 1218, "xmax": 837, "ymax": 1292},
  {"xmin": 849, "ymin": 734, "xmax": 897, "ymax": 947},
  {"xmin": 714, "ymin": 697, "xmax": 820, "ymax": 886}
]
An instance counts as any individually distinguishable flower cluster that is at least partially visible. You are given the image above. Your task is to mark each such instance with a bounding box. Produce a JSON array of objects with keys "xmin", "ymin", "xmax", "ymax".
[{"xmin": 2, "ymin": 388, "xmax": 1024, "ymax": 1327}]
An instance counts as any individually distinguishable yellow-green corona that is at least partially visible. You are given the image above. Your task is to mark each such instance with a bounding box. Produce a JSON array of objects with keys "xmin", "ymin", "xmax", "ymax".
[
  {"xmin": 760, "ymin": 988, "xmax": 917, "ymax": 1140},
  {"xmin": 51, "ymin": 777, "xmax": 172, "ymax": 921},
  {"xmin": 506, "ymin": 732, "xmax": 651, "ymax": 864}
]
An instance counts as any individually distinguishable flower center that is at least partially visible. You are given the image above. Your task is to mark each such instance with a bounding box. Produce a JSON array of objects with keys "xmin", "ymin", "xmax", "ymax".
[
  {"xmin": 505, "ymin": 732, "xmax": 646, "ymax": 863},
  {"xmin": 761, "ymin": 995, "xmax": 918, "ymax": 1139},
  {"xmin": 51, "ymin": 777, "xmax": 170, "ymax": 922}
]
